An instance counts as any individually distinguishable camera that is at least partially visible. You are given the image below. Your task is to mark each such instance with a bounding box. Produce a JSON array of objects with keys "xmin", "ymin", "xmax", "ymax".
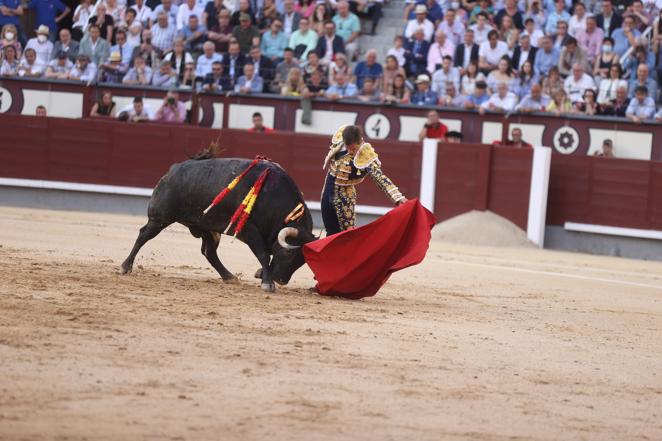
[{"xmin": 167, "ymin": 97, "xmax": 175, "ymax": 105}]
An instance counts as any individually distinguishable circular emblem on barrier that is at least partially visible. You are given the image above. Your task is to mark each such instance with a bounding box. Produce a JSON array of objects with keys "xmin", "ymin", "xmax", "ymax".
[
  {"xmin": 0, "ymin": 87, "xmax": 12, "ymax": 113},
  {"xmin": 364, "ymin": 113, "xmax": 391, "ymax": 140},
  {"xmin": 553, "ymin": 126, "xmax": 580, "ymax": 154}
]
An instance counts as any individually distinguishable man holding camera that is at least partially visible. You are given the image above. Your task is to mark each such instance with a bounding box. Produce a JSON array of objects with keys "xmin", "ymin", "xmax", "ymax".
[
  {"xmin": 155, "ymin": 90, "xmax": 186, "ymax": 123},
  {"xmin": 418, "ymin": 110, "xmax": 448, "ymax": 142}
]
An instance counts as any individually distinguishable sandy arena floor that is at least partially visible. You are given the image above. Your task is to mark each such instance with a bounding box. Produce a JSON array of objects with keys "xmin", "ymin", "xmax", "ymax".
[{"xmin": 1, "ymin": 206, "xmax": 661, "ymax": 441}]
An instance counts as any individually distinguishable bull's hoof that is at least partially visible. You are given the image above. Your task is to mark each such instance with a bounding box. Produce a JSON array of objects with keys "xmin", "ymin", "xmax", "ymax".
[
  {"xmin": 223, "ymin": 275, "xmax": 240, "ymax": 284},
  {"xmin": 119, "ymin": 265, "xmax": 132, "ymax": 275},
  {"xmin": 261, "ymin": 282, "xmax": 276, "ymax": 292},
  {"xmin": 254, "ymin": 268, "xmax": 263, "ymax": 279}
]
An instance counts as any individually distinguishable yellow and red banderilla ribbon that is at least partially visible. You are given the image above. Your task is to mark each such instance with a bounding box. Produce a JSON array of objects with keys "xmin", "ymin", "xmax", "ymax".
[
  {"xmin": 284, "ymin": 203, "xmax": 305, "ymax": 223},
  {"xmin": 202, "ymin": 158, "xmax": 260, "ymax": 215},
  {"xmin": 223, "ymin": 168, "xmax": 270, "ymax": 238}
]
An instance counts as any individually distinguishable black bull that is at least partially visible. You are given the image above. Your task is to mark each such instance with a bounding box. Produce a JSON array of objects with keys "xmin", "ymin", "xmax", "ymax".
[{"xmin": 120, "ymin": 157, "xmax": 316, "ymax": 292}]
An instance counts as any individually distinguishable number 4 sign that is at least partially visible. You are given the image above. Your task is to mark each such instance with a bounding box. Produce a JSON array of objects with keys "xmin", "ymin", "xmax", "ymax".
[{"xmin": 364, "ymin": 113, "xmax": 391, "ymax": 140}]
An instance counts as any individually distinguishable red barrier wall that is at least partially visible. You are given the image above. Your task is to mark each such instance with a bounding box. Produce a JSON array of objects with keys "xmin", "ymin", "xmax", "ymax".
[
  {"xmin": 547, "ymin": 155, "xmax": 662, "ymax": 230},
  {"xmin": 434, "ymin": 144, "xmax": 533, "ymax": 229},
  {"xmin": 3, "ymin": 113, "xmax": 662, "ymax": 233},
  {"xmin": 0, "ymin": 114, "xmax": 420, "ymax": 208}
]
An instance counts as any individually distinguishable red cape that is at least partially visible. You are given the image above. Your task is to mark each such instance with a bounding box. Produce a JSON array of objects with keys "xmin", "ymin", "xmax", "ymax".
[{"xmin": 303, "ymin": 199, "xmax": 436, "ymax": 299}]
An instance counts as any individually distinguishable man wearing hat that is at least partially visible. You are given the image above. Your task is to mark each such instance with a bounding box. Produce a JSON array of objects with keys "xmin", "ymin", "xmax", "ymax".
[
  {"xmin": 594, "ymin": 139, "xmax": 615, "ymax": 157},
  {"xmin": 27, "ymin": 0, "xmax": 70, "ymax": 42},
  {"xmin": 44, "ymin": 50, "xmax": 73, "ymax": 79},
  {"xmin": 99, "ymin": 51, "xmax": 125, "ymax": 83},
  {"xmin": 410, "ymin": 73, "xmax": 438, "ymax": 105},
  {"xmin": 405, "ymin": 4, "xmax": 434, "ymax": 41},
  {"xmin": 232, "ymin": 12, "xmax": 260, "ymax": 53},
  {"xmin": 25, "ymin": 25, "xmax": 53, "ymax": 68},
  {"xmin": 67, "ymin": 53, "xmax": 97, "ymax": 82}
]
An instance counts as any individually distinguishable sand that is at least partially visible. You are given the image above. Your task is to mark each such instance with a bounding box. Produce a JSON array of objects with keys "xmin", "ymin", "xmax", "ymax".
[
  {"xmin": 432, "ymin": 210, "xmax": 534, "ymax": 248},
  {"xmin": 1, "ymin": 206, "xmax": 662, "ymax": 441}
]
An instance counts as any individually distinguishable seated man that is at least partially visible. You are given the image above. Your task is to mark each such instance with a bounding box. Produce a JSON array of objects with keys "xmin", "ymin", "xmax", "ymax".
[
  {"xmin": 357, "ymin": 78, "xmax": 381, "ymax": 103},
  {"xmin": 152, "ymin": 60, "xmax": 179, "ymax": 87},
  {"xmin": 516, "ymin": 83, "xmax": 550, "ymax": 112},
  {"xmin": 234, "ymin": 63, "xmax": 264, "ymax": 94},
  {"xmin": 324, "ymin": 71, "xmax": 358, "ymax": 100},
  {"xmin": 195, "ymin": 41, "xmax": 223, "ymax": 80},
  {"xmin": 204, "ymin": 61, "xmax": 232, "ymax": 92},
  {"xmin": 179, "ymin": 14, "xmax": 207, "ymax": 53},
  {"xmin": 404, "ymin": 28, "xmax": 429, "ymax": 77},
  {"xmin": 44, "ymin": 51, "xmax": 73, "ymax": 79},
  {"xmin": 122, "ymin": 56, "xmax": 153, "ymax": 85},
  {"xmin": 500, "ymin": 127, "xmax": 533, "ymax": 148},
  {"xmin": 464, "ymin": 80, "xmax": 490, "ymax": 109},
  {"xmin": 479, "ymin": 82, "xmax": 518, "ymax": 114},
  {"xmin": 99, "ymin": 51, "xmax": 126, "ymax": 83},
  {"xmin": 625, "ymin": 85, "xmax": 656, "ymax": 124},
  {"xmin": 67, "ymin": 53, "xmax": 97, "ymax": 82},
  {"xmin": 410, "ymin": 74, "xmax": 438, "ymax": 106},
  {"xmin": 118, "ymin": 96, "xmax": 154, "ymax": 122}
]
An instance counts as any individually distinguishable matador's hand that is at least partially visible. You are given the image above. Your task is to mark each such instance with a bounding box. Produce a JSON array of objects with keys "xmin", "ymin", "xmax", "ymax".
[{"xmin": 396, "ymin": 198, "xmax": 408, "ymax": 206}]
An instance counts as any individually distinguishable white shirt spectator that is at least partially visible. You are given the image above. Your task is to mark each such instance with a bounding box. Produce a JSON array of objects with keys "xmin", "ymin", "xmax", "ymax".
[
  {"xmin": 152, "ymin": 21, "xmax": 177, "ymax": 53},
  {"xmin": 132, "ymin": 3, "xmax": 153, "ymax": 25},
  {"xmin": 176, "ymin": 3, "xmax": 204, "ymax": 30},
  {"xmin": 387, "ymin": 46, "xmax": 406, "ymax": 66},
  {"xmin": 470, "ymin": 23, "xmax": 493, "ymax": 45},
  {"xmin": 18, "ymin": 57, "xmax": 46, "ymax": 77},
  {"xmin": 564, "ymin": 72, "xmax": 595, "ymax": 102},
  {"xmin": 118, "ymin": 102, "xmax": 155, "ymax": 120},
  {"xmin": 25, "ymin": 37, "xmax": 54, "ymax": 68},
  {"xmin": 480, "ymin": 91, "xmax": 518, "ymax": 111},
  {"xmin": 437, "ymin": 20, "xmax": 465, "ymax": 46},
  {"xmin": 479, "ymin": 40, "xmax": 508, "ymax": 66},
  {"xmin": 596, "ymin": 78, "xmax": 627, "ymax": 104},
  {"xmin": 404, "ymin": 19, "xmax": 435, "ymax": 41},
  {"xmin": 431, "ymin": 66, "xmax": 460, "ymax": 96},
  {"xmin": 195, "ymin": 52, "xmax": 223, "ymax": 78},
  {"xmin": 73, "ymin": 3, "xmax": 95, "ymax": 31},
  {"xmin": 522, "ymin": 28, "xmax": 544, "ymax": 47},
  {"xmin": 568, "ymin": 14, "xmax": 590, "ymax": 36},
  {"xmin": 152, "ymin": 4, "xmax": 179, "ymax": 23},
  {"xmin": 69, "ymin": 62, "xmax": 98, "ymax": 82}
]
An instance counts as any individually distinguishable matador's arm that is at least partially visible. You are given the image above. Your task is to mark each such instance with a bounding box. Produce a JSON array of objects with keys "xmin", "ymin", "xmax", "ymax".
[{"xmin": 367, "ymin": 165, "xmax": 406, "ymax": 205}]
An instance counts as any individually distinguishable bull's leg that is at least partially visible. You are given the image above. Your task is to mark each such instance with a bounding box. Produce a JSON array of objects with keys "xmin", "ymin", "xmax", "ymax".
[
  {"xmin": 199, "ymin": 230, "xmax": 237, "ymax": 282},
  {"xmin": 120, "ymin": 220, "xmax": 169, "ymax": 274},
  {"xmin": 245, "ymin": 237, "xmax": 275, "ymax": 293}
]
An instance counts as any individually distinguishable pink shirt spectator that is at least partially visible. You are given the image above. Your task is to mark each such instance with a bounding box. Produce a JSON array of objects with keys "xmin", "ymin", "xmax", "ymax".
[
  {"xmin": 427, "ymin": 40, "xmax": 456, "ymax": 74},
  {"xmin": 575, "ymin": 27, "xmax": 604, "ymax": 63},
  {"xmin": 155, "ymin": 100, "xmax": 186, "ymax": 123}
]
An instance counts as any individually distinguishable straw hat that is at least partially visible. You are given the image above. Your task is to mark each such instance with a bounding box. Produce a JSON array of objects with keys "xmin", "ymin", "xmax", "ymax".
[{"xmin": 36, "ymin": 25, "xmax": 50, "ymax": 35}]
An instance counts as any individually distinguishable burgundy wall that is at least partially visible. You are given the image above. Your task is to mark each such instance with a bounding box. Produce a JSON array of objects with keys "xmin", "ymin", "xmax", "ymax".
[
  {"xmin": 434, "ymin": 144, "xmax": 532, "ymax": 229},
  {"xmin": 547, "ymin": 155, "xmax": 662, "ymax": 230},
  {"xmin": 0, "ymin": 114, "xmax": 420, "ymax": 208},
  {"xmin": 3, "ymin": 113, "xmax": 662, "ymax": 233}
]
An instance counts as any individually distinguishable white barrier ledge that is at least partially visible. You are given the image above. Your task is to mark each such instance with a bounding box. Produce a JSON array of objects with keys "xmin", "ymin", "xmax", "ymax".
[
  {"xmin": 564, "ymin": 222, "xmax": 662, "ymax": 241},
  {"xmin": 0, "ymin": 177, "xmax": 391, "ymax": 216}
]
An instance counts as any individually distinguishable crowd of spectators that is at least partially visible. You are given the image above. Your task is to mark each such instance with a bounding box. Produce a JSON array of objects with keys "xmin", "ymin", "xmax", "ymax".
[{"xmin": 1, "ymin": 0, "xmax": 662, "ymax": 122}]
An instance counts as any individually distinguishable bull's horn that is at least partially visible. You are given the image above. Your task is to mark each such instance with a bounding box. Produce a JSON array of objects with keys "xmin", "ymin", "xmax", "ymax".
[{"xmin": 278, "ymin": 227, "xmax": 300, "ymax": 250}]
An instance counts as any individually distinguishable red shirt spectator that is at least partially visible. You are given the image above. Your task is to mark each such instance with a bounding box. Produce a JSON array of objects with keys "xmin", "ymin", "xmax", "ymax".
[
  {"xmin": 248, "ymin": 112, "xmax": 274, "ymax": 132},
  {"xmin": 418, "ymin": 110, "xmax": 448, "ymax": 141}
]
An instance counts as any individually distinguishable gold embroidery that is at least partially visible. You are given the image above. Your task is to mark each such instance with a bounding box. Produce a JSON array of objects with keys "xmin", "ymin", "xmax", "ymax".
[{"xmin": 353, "ymin": 143, "xmax": 380, "ymax": 169}]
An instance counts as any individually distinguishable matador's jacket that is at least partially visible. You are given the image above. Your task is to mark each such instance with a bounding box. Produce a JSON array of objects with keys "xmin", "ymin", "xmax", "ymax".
[{"xmin": 320, "ymin": 133, "xmax": 405, "ymax": 236}]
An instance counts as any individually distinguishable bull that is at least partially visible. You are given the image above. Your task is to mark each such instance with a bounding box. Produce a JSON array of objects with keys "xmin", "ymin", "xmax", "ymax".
[{"xmin": 120, "ymin": 156, "xmax": 316, "ymax": 292}]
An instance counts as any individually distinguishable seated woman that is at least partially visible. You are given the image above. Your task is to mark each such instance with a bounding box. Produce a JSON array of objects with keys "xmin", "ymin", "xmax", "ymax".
[
  {"xmin": 281, "ymin": 67, "xmax": 305, "ymax": 96},
  {"xmin": 90, "ymin": 90, "xmax": 117, "ymax": 118},
  {"xmin": 383, "ymin": 73, "xmax": 411, "ymax": 104},
  {"xmin": 546, "ymin": 88, "xmax": 574, "ymax": 115},
  {"xmin": 486, "ymin": 56, "xmax": 515, "ymax": 94},
  {"xmin": 596, "ymin": 64, "xmax": 626, "ymax": 105},
  {"xmin": 574, "ymin": 89, "xmax": 598, "ymax": 116}
]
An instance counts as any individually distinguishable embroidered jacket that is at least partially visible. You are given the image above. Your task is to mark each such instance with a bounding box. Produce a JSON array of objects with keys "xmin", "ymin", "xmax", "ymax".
[{"xmin": 328, "ymin": 143, "xmax": 405, "ymax": 204}]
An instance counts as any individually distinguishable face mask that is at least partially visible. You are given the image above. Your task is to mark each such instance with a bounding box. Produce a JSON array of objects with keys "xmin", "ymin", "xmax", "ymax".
[
  {"xmin": 4, "ymin": 32, "xmax": 14, "ymax": 40},
  {"xmin": 602, "ymin": 44, "xmax": 612, "ymax": 53},
  {"xmin": 37, "ymin": 34, "xmax": 47, "ymax": 43}
]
